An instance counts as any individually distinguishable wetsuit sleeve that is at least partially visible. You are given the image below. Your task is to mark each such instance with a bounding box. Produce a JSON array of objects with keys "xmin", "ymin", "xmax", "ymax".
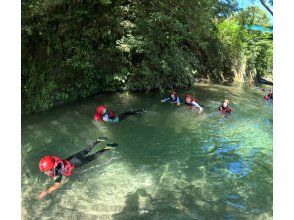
[
  {"xmin": 161, "ymin": 98, "xmax": 171, "ymax": 102},
  {"xmin": 191, "ymin": 101, "xmax": 201, "ymax": 108}
]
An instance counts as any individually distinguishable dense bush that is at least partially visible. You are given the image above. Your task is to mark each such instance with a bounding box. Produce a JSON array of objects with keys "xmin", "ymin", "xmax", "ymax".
[{"xmin": 22, "ymin": 0, "xmax": 272, "ymax": 115}]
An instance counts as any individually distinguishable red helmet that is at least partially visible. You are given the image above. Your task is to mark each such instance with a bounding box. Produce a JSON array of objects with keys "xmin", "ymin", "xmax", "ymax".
[
  {"xmin": 39, "ymin": 156, "xmax": 55, "ymax": 172},
  {"xmin": 96, "ymin": 105, "xmax": 105, "ymax": 115}
]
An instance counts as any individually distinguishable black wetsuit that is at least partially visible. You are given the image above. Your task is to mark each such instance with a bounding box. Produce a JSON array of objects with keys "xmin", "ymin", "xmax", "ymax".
[
  {"xmin": 102, "ymin": 109, "xmax": 146, "ymax": 123},
  {"xmin": 53, "ymin": 140, "xmax": 112, "ymax": 183},
  {"xmin": 118, "ymin": 109, "xmax": 146, "ymax": 121}
]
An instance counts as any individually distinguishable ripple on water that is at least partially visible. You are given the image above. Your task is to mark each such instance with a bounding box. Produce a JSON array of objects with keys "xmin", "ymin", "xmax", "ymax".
[{"xmin": 22, "ymin": 84, "xmax": 272, "ymax": 219}]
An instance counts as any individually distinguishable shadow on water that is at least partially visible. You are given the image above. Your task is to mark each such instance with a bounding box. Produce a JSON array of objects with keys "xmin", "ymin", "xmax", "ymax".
[{"xmin": 112, "ymin": 183, "xmax": 272, "ymax": 220}]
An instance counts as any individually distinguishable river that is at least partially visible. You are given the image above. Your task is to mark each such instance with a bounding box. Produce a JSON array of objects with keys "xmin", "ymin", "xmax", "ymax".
[{"xmin": 21, "ymin": 83, "xmax": 273, "ymax": 219}]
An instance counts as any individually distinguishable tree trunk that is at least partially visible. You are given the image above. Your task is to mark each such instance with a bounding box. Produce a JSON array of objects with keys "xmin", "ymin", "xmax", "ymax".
[
  {"xmin": 260, "ymin": 0, "xmax": 273, "ymax": 16},
  {"xmin": 256, "ymin": 72, "xmax": 273, "ymax": 85}
]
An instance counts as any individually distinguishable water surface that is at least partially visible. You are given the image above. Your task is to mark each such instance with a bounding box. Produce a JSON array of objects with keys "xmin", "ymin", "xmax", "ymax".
[{"xmin": 22, "ymin": 83, "xmax": 273, "ymax": 219}]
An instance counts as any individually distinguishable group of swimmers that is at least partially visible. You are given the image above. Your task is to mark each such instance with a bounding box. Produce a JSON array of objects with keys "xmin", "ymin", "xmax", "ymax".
[
  {"xmin": 91, "ymin": 92, "xmax": 232, "ymax": 123},
  {"xmin": 38, "ymin": 88, "xmax": 272, "ymax": 199}
]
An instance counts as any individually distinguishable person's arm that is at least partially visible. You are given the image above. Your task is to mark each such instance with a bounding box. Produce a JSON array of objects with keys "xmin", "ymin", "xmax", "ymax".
[
  {"xmin": 37, "ymin": 182, "xmax": 61, "ymax": 200},
  {"xmin": 161, "ymin": 98, "xmax": 171, "ymax": 103},
  {"xmin": 191, "ymin": 101, "xmax": 203, "ymax": 112}
]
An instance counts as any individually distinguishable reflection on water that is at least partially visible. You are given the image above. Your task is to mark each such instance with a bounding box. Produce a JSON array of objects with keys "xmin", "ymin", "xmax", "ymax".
[{"xmin": 22, "ymin": 83, "xmax": 272, "ymax": 219}]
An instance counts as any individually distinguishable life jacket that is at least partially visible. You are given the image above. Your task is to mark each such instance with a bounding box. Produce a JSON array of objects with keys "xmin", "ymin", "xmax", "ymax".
[
  {"xmin": 105, "ymin": 109, "xmax": 117, "ymax": 119},
  {"xmin": 100, "ymin": 109, "xmax": 117, "ymax": 122},
  {"xmin": 219, "ymin": 106, "xmax": 232, "ymax": 113},
  {"xmin": 47, "ymin": 156, "xmax": 74, "ymax": 178}
]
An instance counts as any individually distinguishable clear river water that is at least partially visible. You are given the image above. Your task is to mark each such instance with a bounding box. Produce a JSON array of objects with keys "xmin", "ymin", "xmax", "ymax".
[{"xmin": 22, "ymin": 83, "xmax": 273, "ymax": 219}]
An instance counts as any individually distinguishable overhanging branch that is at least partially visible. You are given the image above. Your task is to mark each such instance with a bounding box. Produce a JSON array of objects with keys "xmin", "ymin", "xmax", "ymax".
[{"xmin": 260, "ymin": 0, "xmax": 273, "ymax": 15}]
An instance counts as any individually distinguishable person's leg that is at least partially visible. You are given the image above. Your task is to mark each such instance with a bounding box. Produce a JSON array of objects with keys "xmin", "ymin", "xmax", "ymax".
[
  {"xmin": 66, "ymin": 140, "xmax": 98, "ymax": 162},
  {"xmin": 79, "ymin": 143, "xmax": 119, "ymax": 165},
  {"xmin": 118, "ymin": 109, "xmax": 146, "ymax": 121},
  {"xmin": 66, "ymin": 138, "xmax": 108, "ymax": 166}
]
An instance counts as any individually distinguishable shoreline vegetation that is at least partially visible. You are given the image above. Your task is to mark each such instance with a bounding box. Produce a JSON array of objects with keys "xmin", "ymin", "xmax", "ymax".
[{"xmin": 22, "ymin": 0, "xmax": 273, "ymax": 115}]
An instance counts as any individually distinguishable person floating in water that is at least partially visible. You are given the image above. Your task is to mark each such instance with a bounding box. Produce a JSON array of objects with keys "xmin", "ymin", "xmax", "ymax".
[
  {"xmin": 184, "ymin": 94, "xmax": 203, "ymax": 112},
  {"xmin": 218, "ymin": 100, "xmax": 232, "ymax": 114},
  {"xmin": 93, "ymin": 105, "xmax": 146, "ymax": 123},
  {"xmin": 161, "ymin": 91, "xmax": 181, "ymax": 106},
  {"xmin": 37, "ymin": 137, "xmax": 118, "ymax": 199},
  {"xmin": 264, "ymin": 89, "xmax": 273, "ymax": 100}
]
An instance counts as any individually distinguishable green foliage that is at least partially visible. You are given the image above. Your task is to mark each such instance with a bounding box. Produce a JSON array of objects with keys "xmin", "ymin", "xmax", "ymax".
[
  {"xmin": 216, "ymin": 6, "xmax": 272, "ymax": 80},
  {"xmin": 22, "ymin": 0, "xmax": 272, "ymax": 115}
]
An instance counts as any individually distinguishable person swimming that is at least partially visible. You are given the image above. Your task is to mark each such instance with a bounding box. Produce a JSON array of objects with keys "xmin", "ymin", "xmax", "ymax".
[
  {"xmin": 264, "ymin": 89, "xmax": 273, "ymax": 100},
  {"xmin": 37, "ymin": 137, "xmax": 118, "ymax": 199},
  {"xmin": 161, "ymin": 91, "xmax": 181, "ymax": 106},
  {"xmin": 93, "ymin": 105, "xmax": 146, "ymax": 123},
  {"xmin": 218, "ymin": 100, "xmax": 232, "ymax": 114},
  {"xmin": 184, "ymin": 94, "xmax": 203, "ymax": 112}
]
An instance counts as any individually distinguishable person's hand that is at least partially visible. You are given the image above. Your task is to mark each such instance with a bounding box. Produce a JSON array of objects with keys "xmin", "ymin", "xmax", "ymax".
[
  {"xmin": 37, "ymin": 190, "xmax": 47, "ymax": 200},
  {"xmin": 198, "ymin": 107, "xmax": 203, "ymax": 113},
  {"xmin": 176, "ymin": 102, "xmax": 180, "ymax": 106},
  {"xmin": 161, "ymin": 100, "xmax": 164, "ymax": 103}
]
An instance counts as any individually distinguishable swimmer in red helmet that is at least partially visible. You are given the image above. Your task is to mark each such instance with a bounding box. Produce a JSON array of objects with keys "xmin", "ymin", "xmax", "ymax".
[
  {"xmin": 184, "ymin": 94, "xmax": 203, "ymax": 113},
  {"xmin": 37, "ymin": 137, "xmax": 118, "ymax": 199},
  {"xmin": 93, "ymin": 105, "xmax": 146, "ymax": 123},
  {"xmin": 218, "ymin": 100, "xmax": 232, "ymax": 114}
]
